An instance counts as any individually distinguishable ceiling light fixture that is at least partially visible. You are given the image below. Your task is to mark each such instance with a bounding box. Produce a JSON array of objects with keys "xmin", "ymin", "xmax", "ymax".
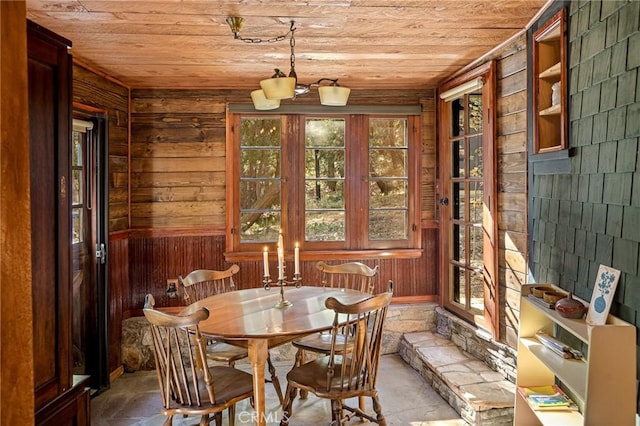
[{"xmin": 226, "ymin": 17, "xmax": 351, "ymax": 110}]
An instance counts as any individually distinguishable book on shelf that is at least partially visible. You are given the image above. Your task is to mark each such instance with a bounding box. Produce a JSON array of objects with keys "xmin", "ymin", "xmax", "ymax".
[{"xmin": 518, "ymin": 385, "xmax": 579, "ymax": 411}]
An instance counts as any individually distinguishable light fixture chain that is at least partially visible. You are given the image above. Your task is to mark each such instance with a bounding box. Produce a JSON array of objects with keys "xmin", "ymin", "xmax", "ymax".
[
  {"xmin": 234, "ymin": 32, "xmax": 291, "ymax": 44},
  {"xmin": 290, "ymin": 26, "xmax": 296, "ymax": 73},
  {"xmin": 228, "ymin": 18, "xmax": 294, "ymax": 44}
]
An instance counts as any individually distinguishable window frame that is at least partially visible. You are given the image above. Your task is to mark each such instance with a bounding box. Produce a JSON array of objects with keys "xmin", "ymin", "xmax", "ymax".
[
  {"xmin": 438, "ymin": 61, "xmax": 499, "ymax": 336},
  {"xmin": 226, "ymin": 111, "xmax": 421, "ymax": 258}
]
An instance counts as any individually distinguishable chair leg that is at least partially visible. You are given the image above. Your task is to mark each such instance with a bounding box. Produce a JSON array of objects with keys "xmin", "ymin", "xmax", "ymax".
[
  {"xmin": 199, "ymin": 414, "xmax": 209, "ymax": 425},
  {"xmin": 331, "ymin": 399, "xmax": 344, "ymax": 425},
  {"xmin": 371, "ymin": 394, "xmax": 386, "ymax": 426},
  {"xmin": 229, "ymin": 404, "xmax": 236, "ymax": 426},
  {"xmin": 267, "ymin": 354, "xmax": 285, "ymax": 406},
  {"xmin": 359, "ymin": 395, "xmax": 367, "ymax": 422},
  {"xmin": 280, "ymin": 384, "xmax": 297, "ymax": 425},
  {"xmin": 163, "ymin": 415, "xmax": 173, "ymax": 426},
  {"xmin": 294, "ymin": 349, "xmax": 309, "ymax": 400}
]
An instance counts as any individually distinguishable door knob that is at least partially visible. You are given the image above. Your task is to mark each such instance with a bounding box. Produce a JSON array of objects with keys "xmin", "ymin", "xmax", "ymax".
[{"xmin": 439, "ymin": 197, "xmax": 449, "ymax": 206}]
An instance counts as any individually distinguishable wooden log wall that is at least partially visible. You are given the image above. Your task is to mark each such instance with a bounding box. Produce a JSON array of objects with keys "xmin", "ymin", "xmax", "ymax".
[
  {"xmin": 128, "ymin": 88, "xmax": 438, "ymax": 313},
  {"xmin": 72, "ymin": 62, "xmax": 130, "ymax": 372},
  {"xmin": 73, "ymin": 64, "xmax": 129, "ymax": 232},
  {"xmin": 476, "ymin": 34, "xmax": 530, "ymax": 346}
]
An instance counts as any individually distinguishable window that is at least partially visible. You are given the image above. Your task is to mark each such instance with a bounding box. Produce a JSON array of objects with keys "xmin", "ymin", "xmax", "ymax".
[
  {"xmin": 227, "ymin": 112, "xmax": 421, "ymax": 256},
  {"xmin": 71, "ymin": 119, "xmax": 93, "ymax": 244},
  {"xmin": 438, "ymin": 62, "xmax": 498, "ymax": 336}
]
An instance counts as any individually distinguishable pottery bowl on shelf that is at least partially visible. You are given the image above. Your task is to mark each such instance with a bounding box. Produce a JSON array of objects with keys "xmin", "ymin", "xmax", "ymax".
[
  {"xmin": 555, "ymin": 293, "xmax": 587, "ymax": 319},
  {"xmin": 531, "ymin": 286, "xmax": 552, "ymax": 298},
  {"xmin": 542, "ymin": 290, "xmax": 565, "ymax": 304}
]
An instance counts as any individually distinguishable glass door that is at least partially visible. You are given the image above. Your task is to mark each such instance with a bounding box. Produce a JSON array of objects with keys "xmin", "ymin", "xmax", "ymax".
[
  {"xmin": 71, "ymin": 115, "xmax": 109, "ymax": 392},
  {"xmin": 449, "ymin": 94, "xmax": 485, "ymax": 313},
  {"xmin": 439, "ymin": 63, "xmax": 498, "ymax": 335}
]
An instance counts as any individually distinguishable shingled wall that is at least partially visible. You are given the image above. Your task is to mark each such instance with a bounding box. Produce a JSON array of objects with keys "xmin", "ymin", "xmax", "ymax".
[{"xmin": 530, "ymin": 0, "xmax": 640, "ymax": 362}]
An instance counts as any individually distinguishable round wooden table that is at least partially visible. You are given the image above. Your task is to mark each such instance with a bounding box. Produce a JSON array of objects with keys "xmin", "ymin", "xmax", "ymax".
[{"xmin": 182, "ymin": 286, "xmax": 371, "ymax": 426}]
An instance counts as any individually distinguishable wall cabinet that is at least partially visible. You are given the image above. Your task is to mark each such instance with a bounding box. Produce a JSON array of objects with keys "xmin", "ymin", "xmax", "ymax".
[
  {"xmin": 515, "ymin": 284, "xmax": 636, "ymax": 425},
  {"xmin": 532, "ymin": 9, "xmax": 567, "ymax": 153}
]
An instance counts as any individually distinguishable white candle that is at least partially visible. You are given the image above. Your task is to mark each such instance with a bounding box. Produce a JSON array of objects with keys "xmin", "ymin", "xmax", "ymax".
[
  {"xmin": 294, "ymin": 242, "xmax": 300, "ymax": 275},
  {"xmin": 263, "ymin": 247, "xmax": 270, "ymax": 277},
  {"xmin": 277, "ymin": 233, "xmax": 284, "ymax": 280}
]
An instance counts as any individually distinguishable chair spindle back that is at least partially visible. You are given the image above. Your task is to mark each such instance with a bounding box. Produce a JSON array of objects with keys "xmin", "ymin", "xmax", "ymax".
[
  {"xmin": 179, "ymin": 264, "xmax": 240, "ymax": 304},
  {"xmin": 325, "ymin": 291, "xmax": 392, "ymax": 393},
  {"xmin": 317, "ymin": 261, "xmax": 379, "ymax": 294},
  {"xmin": 144, "ymin": 307, "xmax": 214, "ymax": 409}
]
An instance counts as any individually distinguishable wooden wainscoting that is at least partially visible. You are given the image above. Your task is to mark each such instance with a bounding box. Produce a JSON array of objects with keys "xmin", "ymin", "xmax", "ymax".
[
  {"xmin": 125, "ymin": 227, "xmax": 438, "ymax": 316},
  {"xmin": 108, "ymin": 232, "xmax": 128, "ymax": 373}
]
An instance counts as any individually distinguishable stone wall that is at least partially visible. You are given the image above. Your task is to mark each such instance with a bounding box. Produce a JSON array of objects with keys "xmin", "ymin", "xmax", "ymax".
[
  {"xmin": 435, "ymin": 307, "xmax": 517, "ymax": 383},
  {"xmin": 121, "ymin": 302, "xmax": 438, "ymax": 372}
]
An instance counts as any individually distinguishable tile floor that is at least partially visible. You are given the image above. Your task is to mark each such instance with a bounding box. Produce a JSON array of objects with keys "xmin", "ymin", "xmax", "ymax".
[{"xmin": 91, "ymin": 354, "xmax": 466, "ymax": 425}]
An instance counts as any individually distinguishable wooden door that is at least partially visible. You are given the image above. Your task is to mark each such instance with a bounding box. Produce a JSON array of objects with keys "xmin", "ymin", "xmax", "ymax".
[{"xmin": 27, "ymin": 19, "xmax": 73, "ymax": 411}]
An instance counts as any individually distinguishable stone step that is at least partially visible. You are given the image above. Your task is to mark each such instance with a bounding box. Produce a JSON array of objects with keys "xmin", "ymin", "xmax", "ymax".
[{"xmin": 399, "ymin": 331, "xmax": 515, "ymax": 425}]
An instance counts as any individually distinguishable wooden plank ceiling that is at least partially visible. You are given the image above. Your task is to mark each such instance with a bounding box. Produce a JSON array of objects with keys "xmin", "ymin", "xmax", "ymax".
[{"xmin": 26, "ymin": 0, "xmax": 551, "ymax": 90}]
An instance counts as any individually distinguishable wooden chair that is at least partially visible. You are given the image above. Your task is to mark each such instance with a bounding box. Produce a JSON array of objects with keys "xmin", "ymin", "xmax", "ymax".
[
  {"xmin": 179, "ymin": 265, "xmax": 249, "ymax": 368},
  {"xmin": 290, "ymin": 261, "xmax": 379, "ymax": 403},
  {"xmin": 280, "ymin": 291, "xmax": 393, "ymax": 426},
  {"xmin": 143, "ymin": 303, "xmax": 253, "ymax": 426},
  {"xmin": 180, "ymin": 265, "xmax": 240, "ymax": 305},
  {"xmin": 179, "ymin": 265, "xmax": 285, "ymax": 406}
]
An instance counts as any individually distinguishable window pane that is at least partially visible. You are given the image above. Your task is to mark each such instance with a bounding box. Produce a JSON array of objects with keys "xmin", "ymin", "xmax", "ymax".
[
  {"xmin": 469, "ymin": 135, "xmax": 483, "ymax": 178},
  {"xmin": 469, "ymin": 224, "xmax": 483, "ymax": 270},
  {"xmin": 369, "ymin": 118, "xmax": 407, "ymax": 147},
  {"xmin": 468, "ymin": 94, "xmax": 483, "ymax": 134},
  {"xmin": 72, "ymin": 208, "xmax": 82, "ymax": 244},
  {"xmin": 72, "ymin": 132, "xmax": 82, "ymax": 167},
  {"xmin": 305, "ymin": 178, "xmax": 345, "ymax": 240},
  {"xmin": 452, "ymin": 140, "xmax": 464, "ymax": 178},
  {"xmin": 240, "ymin": 118, "xmax": 281, "ymax": 147},
  {"xmin": 305, "ymin": 118, "xmax": 345, "ymax": 148},
  {"xmin": 470, "ymin": 269, "xmax": 484, "ymax": 312},
  {"xmin": 305, "ymin": 149, "xmax": 344, "ymax": 179},
  {"xmin": 369, "ymin": 210, "xmax": 407, "ymax": 240},
  {"xmin": 305, "ymin": 180, "xmax": 344, "ymax": 209},
  {"xmin": 306, "ymin": 212, "xmax": 345, "ymax": 241},
  {"xmin": 452, "ymin": 223, "xmax": 465, "ymax": 263},
  {"xmin": 451, "ymin": 265, "xmax": 466, "ymax": 305},
  {"xmin": 240, "ymin": 149, "xmax": 280, "ymax": 178},
  {"xmin": 451, "ymin": 99, "xmax": 464, "ymax": 137},
  {"xmin": 452, "ymin": 181, "xmax": 465, "ymax": 220},
  {"xmin": 240, "ymin": 212, "xmax": 280, "ymax": 242},
  {"xmin": 469, "ymin": 181, "xmax": 483, "ymax": 224},
  {"xmin": 239, "ymin": 180, "xmax": 281, "ymax": 210},
  {"xmin": 369, "ymin": 180, "xmax": 406, "ymax": 208},
  {"xmin": 369, "ymin": 149, "xmax": 407, "ymax": 178},
  {"xmin": 72, "ymin": 169, "xmax": 83, "ymax": 205}
]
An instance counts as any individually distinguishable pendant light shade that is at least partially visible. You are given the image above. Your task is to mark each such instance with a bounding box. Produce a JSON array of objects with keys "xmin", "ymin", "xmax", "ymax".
[
  {"xmin": 260, "ymin": 76, "xmax": 296, "ymax": 100},
  {"xmin": 251, "ymin": 89, "xmax": 280, "ymax": 110},
  {"xmin": 318, "ymin": 85, "xmax": 351, "ymax": 106}
]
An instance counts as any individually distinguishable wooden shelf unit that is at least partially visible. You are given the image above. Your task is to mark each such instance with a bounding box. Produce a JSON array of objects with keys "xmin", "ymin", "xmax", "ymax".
[
  {"xmin": 515, "ymin": 284, "xmax": 636, "ymax": 425},
  {"xmin": 532, "ymin": 9, "xmax": 567, "ymax": 154}
]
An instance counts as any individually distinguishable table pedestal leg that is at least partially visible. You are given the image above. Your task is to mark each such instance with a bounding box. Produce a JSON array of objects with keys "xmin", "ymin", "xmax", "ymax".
[{"xmin": 248, "ymin": 339, "xmax": 268, "ymax": 426}]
